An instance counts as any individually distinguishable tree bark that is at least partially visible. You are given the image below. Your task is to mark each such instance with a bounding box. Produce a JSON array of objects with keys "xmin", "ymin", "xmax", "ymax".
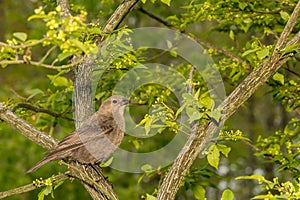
[
  {"xmin": 71, "ymin": 0, "xmax": 138, "ymax": 199},
  {"xmin": 156, "ymin": 1, "xmax": 300, "ymax": 199},
  {"xmin": 0, "ymin": 0, "xmax": 138, "ymax": 200}
]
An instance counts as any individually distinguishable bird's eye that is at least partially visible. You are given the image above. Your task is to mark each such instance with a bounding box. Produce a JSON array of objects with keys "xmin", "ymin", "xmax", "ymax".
[{"xmin": 112, "ymin": 99, "xmax": 118, "ymax": 104}]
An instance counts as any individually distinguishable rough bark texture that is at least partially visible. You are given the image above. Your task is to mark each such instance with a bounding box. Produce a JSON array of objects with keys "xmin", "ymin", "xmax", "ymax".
[
  {"xmin": 0, "ymin": 0, "xmax": 138, "ymax": 200},
  {"xmin": 156, "ymin": 1, "xmax": 300, "ymax": 199},
  {"xmin": 71, "ymin": 0, "xmax": 138, "ymax": 199},
  {"xmin": 0, "ymin": 103, "xmax": 57, "ymax": 149}
]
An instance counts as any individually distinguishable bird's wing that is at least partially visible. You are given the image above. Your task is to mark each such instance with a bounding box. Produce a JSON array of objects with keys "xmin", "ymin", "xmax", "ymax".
[{"xmin": 49, "ymin": 125, "xmax": 113, "ymax": 155}]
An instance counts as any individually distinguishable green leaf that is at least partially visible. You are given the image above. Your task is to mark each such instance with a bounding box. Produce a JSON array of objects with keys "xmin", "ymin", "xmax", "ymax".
[
  {"xmin": 146, "ymin": 194, "xmax": 156, "ymax": 200},
  {"xmin": 282, "ymin": 43, "xmax": 299, "ymax": 54},
  {"xmin": 100, "ymin": 157, "xmax": 113, "ymax": 167},
  {"xmin": 235, "ymin": 174, "xmax": 272, "ymax": 184},
  {"xmin": 256, "ymin": 48, "xmax": 269, "ymax": 60},
  {"xmin": 54, "ymin": 180, "xmax": 65, "ymax": 190},
  {"xmin": 38, "ymin": 186, "xmax": 53, "ymax": 200},
  {"xmin": 241, "ymin": 48, "xmax": 259, "ymax": 57},
  {"xmin": 161, "ymin": 0, "xmax": 171, "ymax": 6},
  {"xmin": 132, "ymin": 139, "xmax": 140, "ymax": 149},
  {"xmin": 58, "ymin": 52, "xmax": 73, "ymax": 61},
  {"xmin": 13, "ymin": 32, "xmax": 27, "ymax": 42},
  {"xmin": 47, "ymin": 75, "xmax": 70, "ymax": 87},
  {"xmin": 272, "ymin": 72, "xmax": 284, "ymax": 85},
  {"xmin": 69, "ymin": 39, "xmax": 87, "ymax": 53},
  {"xmin": 210, "ymin": 109, "xmax": 222, "ymax": 122},
  {"xmin": 38, "ymin": 191, "xmax": 45, "ymax": 200},
  {"xmin": 189, "ymin": 112, "xmax": 203, "ymax": 122},
  {"xmin": 141, "ymin": 164, "xmax": 153, "ymax": 172},
  {"xmin": 144, "ymin": 116, "xmax": 153, "ymax": 135},
  {"xmin": 280, "ymin": 11, "xmax": 290, "ymax": 22},
  {"xmin": 191, "ymin": 184, "xmax": 206, "ymax": 200},
  {"xmin": 26, "ymin": 88, "xmax": 44, "ymax": 100},
  {"xmin": 221, "ymin": 189, "xmax": 234, "ymax": 200},
  {"xmin": 182, "ymin": 93, "xmax": 194, "ymax": 101},
  {"xmin": 186, "ymin": 107, "xmax": 203, "ymax": 122},
  {"xmin": 141, "ymin": 0, "xmax": 147, "ymax": 3},
  {"xmin": 238, "ymin": 2, "xmax": 247, "ymax": 10},
  {"xmin": 199, "ymin": 95, "xmax": 213, "ymax": 109},
  {"xmin": 207, "ymin": 145, "xmax": 220, "ymax": 169},
  {"xmin": 217, "ymin": 144, "xmax": 231, "ymax": 157},
  {"xmin": 175, "ymin": 104, "xmax": 185, "ymax": 117},
  {"xmin": 229, "ymin": 30, "xmax": 235, "ymax": 41}
]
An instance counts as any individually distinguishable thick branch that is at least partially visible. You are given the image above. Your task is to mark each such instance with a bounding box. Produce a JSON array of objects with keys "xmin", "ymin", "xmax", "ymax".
[
  {"xmin": 72, "ymin": 0, "xmax": 138, "ymax": 199},
  {"xmin": 0, "ymin": 102, "xmax": 57, "ymax": 150},
  {"xmin": 73, "ymin": 0, "xmax": 138, "ymax": 127},
  {"xmin": 57, "ymin": 0, "xmax": 72, "ymax": 17},
  {"xmin": 103, "ymin": 0, "xmax": 138, "ymax": 33},
  {"xmin": 156, "ymin": 1, "xmax": 300, "ymax": 199}
]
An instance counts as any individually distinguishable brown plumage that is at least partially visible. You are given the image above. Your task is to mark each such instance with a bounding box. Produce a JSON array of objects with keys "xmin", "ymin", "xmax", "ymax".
[{"xmin": 27, "ymin": 95, "xmax": 129, "ymax": 173}]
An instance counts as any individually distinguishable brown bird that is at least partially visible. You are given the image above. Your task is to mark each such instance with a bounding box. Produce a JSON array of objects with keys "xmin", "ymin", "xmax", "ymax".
[{"xmin": 27, "ymin": 95, "xmax": 129, "ymax": 173}]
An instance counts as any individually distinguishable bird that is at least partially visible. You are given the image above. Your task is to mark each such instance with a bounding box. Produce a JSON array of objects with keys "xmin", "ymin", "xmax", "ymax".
[{"xmin": 27, "ymin": 95, "xmax": 129, "ymax": 173}]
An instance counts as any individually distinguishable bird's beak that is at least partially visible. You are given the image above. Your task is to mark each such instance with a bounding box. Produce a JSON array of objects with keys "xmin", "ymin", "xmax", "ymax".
[{"xmin": 122, "ymin": 98, "xmax": 130, "ymax": 106}]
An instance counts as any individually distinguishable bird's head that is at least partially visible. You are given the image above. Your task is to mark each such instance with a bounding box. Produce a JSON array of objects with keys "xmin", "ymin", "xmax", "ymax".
[{"xmin": 99, "ymin": 95, "xmax": 129, "ymax": 117}]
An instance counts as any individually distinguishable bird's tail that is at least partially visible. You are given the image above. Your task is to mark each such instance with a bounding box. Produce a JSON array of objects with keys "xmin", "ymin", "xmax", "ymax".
[{"xmin": 26, "ymin": 155, "xmax": 56, "ymax": 173}]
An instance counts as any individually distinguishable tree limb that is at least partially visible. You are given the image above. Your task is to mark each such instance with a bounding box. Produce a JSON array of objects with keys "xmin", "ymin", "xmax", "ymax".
[
  {"xmin": 156, "ymin": 0, "xmax": 300, "ymax": 199},
  {"xmin": 0, "ymin": 102, "xmax": 57, "ymax": 150},
  {"xmin": 71, "ymin": 0, "xmax": 138, "ymax": 199},
  {"xmin": 0, "ymin": 0, "xmax": 138, "ymax": 199},
  {"xmin": 57, "ymin": 0, "xmax": 72, "ymax": 17}
]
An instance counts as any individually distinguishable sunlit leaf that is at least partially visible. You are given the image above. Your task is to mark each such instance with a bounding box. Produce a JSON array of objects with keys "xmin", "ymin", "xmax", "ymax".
[
  {"xmin": 191, "ymin": 184, "xmax": 206, "ymax": 200},
  {"xmin": 229, "ymin": 30, "xmax": 235, "ymax": 41},
  {"xmin": 280, "ymin": 11, "xmax": 290, "ymax": 22},
  {"xmin": 221, "ymin": 189, "xmax": 234, "ymax": 200},
  {"xmin": 207, "ymin": 145, "xmax": 220, "ymax": 169},
  {"xmin": 256, "ymin": 48, "xmax": 269, "ymax": 60},
  {"xmin": 161, "ymin": 0, "xmax": 171, "ymax": 6},
  {"xmin": 273, "ymin": 72, "xmax": 284, "ymax": 85},
  {"xmin": 13, "ymin": 32, "xmax": 27, "ymax": 42},
  {"xmin": 146, "ymin": 194, "xmax": 156, "ymax": 200},
  {"xmin": 217, "ymin": 144, "xmax": 231, "ymax": 157},
  {"xmin": 141, "ymin": 164, "xmax": 153, "ymax": 172},
  {"xmin": 100, "ymin": 157, "xmax": 113, "ymax": 167}
]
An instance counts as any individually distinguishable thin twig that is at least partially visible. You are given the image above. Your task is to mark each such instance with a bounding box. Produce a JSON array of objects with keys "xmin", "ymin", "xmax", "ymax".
[
  {"xmin": 0, "ymin": 57, "xmax": 83, "ymax": 70},
  {"xmin": 136, "ymin": 6, "xmax": 248, "ymax": 66},
  {"xmin": 0, "ymin": 173, "xmax": 69, "ymax": 199},
  {"xmin": 0, "ymin": 38, "xmax": 46, "ymax": 49},
  {"xmin": 12, "ymin": 103, "xmax": 73, "ymax": 121},
  {"xmin": 40, "ymin": 46, "xmax": 57, "ymax": 64}
]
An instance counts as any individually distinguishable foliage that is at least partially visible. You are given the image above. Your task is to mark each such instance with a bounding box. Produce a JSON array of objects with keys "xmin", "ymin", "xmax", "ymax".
[{"xmin": 0, "ymin": 0, "xmax": 299, "ymax": 199}]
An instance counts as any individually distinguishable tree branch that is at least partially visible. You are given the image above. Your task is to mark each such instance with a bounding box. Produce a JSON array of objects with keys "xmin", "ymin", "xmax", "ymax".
[
  {"xmin": 57, "ymin": 0, "xmax": 72, "ymax": 17},
  {"xmin": 0, "ymin": 102, "xmax": 57, "ymax": 150},
  {"xmin": 0, "ymin": 1, "xmax": 138, "ymax": 199},
  {"xmin": 71, "ymin": 0, "xmax": 138, "ymax": 199},
  {"xmin": 12, "ymin": 102, "xmax": 73, "ymax": 121},
  {"xmin": 156, "ymin": 1, "xmax": 300, "ymax": 199},
  {"xmin": 0, "ymin": 173, "xmax": 68, "ymax": 199},
  {"xmin": 137, "ymin": 6, "xmax": 247, "ymax": 66}
]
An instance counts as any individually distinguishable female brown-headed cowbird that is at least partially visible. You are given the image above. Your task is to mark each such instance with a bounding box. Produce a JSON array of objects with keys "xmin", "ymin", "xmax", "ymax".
[{"xmin": 27, "ymin": 95, "xmax": 129, "ymax": 173}]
